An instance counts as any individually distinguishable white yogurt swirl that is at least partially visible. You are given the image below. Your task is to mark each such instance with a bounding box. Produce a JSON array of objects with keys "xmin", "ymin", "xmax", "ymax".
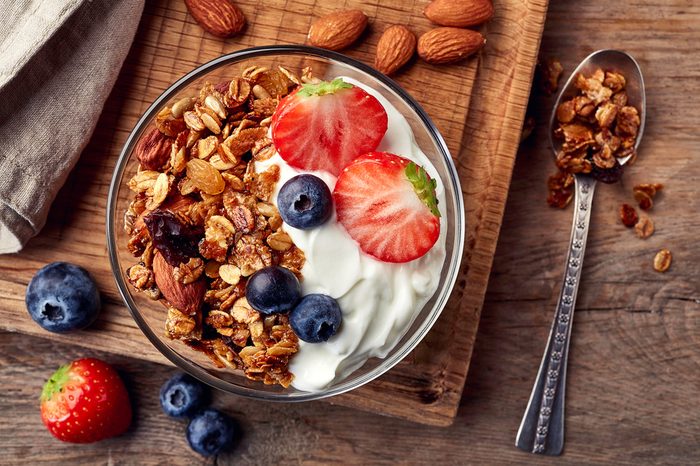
[{"xmin": 256, "ymin": 77, "xmax": 447, "ymax": 391}]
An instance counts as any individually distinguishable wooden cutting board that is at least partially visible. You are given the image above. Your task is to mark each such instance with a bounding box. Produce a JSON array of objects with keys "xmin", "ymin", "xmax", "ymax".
[{"xmin": 0, "ymin": 0, "xmax": 547, "ymax": 426}]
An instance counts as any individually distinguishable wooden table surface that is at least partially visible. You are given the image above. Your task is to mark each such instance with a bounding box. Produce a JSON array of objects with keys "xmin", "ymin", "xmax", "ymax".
[{"xmin": 2, "ymin": 0, "xmax": 699, "ymax": 464}]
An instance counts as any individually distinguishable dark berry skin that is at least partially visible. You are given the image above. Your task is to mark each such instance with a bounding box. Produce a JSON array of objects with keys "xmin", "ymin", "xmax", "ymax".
[
  {"xmin": 289, "ymin": 294, "xmax": 342, "ymax": 343},
  {"xmin": 592, "ymin": 161, "xmax": 624, "ymax": 184},
  {"xmin": 144, "ymin": 210, "xmax": 203, "ymax": 266},
  {"xmin": 25, "ymin": 262, "xmax": 101, "ymax": 333},
  {"xmin": 159, "ymin": 373, "xmax": 209, "ymax": 418},
  {"xmin": 245, "ymin": 266, "xmax": 301, "ymax": 314},
  {"xmin": 277, "ymin": 174, "xmax": 333, "ymax": 229},
  {"xmin": 186, "ymin": 409, "xmax": 239, "ymax": 456}
]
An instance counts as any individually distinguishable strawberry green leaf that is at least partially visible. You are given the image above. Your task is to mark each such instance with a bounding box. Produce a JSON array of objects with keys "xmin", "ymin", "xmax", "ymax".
[
  {"xmin": 405, "ymin": 162, "xmax": 441, "ymax": 218},
  {"xmin": 297, "ymin": 78, "xmax": 353, "ymax": 97},
  {"xmin": 41, "ymin": 363, "xmax": 71, "ymax": 402}
]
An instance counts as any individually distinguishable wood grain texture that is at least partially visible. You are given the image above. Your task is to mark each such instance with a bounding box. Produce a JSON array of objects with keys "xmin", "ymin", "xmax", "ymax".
[
  {"xmin": 0, "ymin": 0, "xmax": 548, "ymax": 426},
  {"xmin": 2, "ymin": 0, "xmax": 700, "ymax": 464}
]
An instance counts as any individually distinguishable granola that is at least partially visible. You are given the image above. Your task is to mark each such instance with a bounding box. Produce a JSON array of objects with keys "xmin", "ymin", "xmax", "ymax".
[
  {"xmin": 548, "ymin": 68, "xmax": 642, "ymax": 208},
  {"xmin": 619, "ymin": 203, "xmax": 639, "ymax": 228},
  {"xmin": 633, "ymin": 182, "xmax": 663, "ymax": 211},
  {"xmin": 634, "ymin": 214, "xmax": 654, "ymax": 239},
  {"xmin": 124, "ymin": 65, "xmax": 304, "ymax": 388},
  {"xmin": 653, "ymin": 248, "xmax": 672, "ymax": 273},
  {"xmin": 538, "ymin": 58, "xmax": 564, "ymax": 95}
]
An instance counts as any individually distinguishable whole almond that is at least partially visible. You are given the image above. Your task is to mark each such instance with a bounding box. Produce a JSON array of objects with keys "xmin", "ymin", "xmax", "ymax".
[
  {"xmin": 135, "ymin": 127, "xmax": 172, "ymax": 171},
  {"xmin": 418, "ymin": 27, "xmax": 486, "ymax": 65},
  {"xmin": 153, "ymin": 252, "xmax": 206, "ymax": 315},
  {"xmin": 374, "ymin": 25, "xmax": 416, "ymax": 76},
  {"xmin": 424, "ymin": 0, "xmax": 494, "ymax": 27},
  {"xmin": 308, "ymin": 9, "xmax": 368, "ymax": 51},
  {"xmin": 185, "ymin": 0, "xmax": 245, "ymax": 38}
]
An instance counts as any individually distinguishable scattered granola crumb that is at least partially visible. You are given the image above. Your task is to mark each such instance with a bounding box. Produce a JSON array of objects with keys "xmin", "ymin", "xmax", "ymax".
[
  {"xmin": 633, "ymin": 182, "xmax": 663, "ymax": 210},
  {"xmin": 520, "ymin": 115, "xmax": 536, "ymax": 142},
  {"xmin": 634, "ymin": 189, "xmax": 653, "ymax": 210},
  {"xmin": 546, "ymin": 170, "xmax": 574, "ymax": 209},
  {"xmin": 653, "ymin": 248, "xmax": 672, "ymax": 273},
  {"xmin": 538, "ymin": 58, "xmax": 563, "ymax": 95},
  {"xmin": 620, "ymin": 203, "xmax": 639, "ymax": 228},
  {"xmin": 634, "ymin": 214, "xmax": 654, "ymax": 239}
]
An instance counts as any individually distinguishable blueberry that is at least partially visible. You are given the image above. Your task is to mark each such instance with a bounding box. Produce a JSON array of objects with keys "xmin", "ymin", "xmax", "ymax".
[
  {"xmin": 277, "ymin": 174, "xmax": 332, "ymax": 229},
  {"xmin": 186, "ymin": 408, "xmax": 239, "ymax": 456},
  {"xmin": 289, "ymin": 294, "xmax": 342, "ymax": 343},
  {"xmin": 25, "ymin": 262, "xmax": 101, "ymax": 333},
  {"xmin": 245, "ymin": 266, "xmax": 301, "ymax": 315},
  {"xmin": 159, "ymin": 373, "xmax": 209, "ymax": 418}
]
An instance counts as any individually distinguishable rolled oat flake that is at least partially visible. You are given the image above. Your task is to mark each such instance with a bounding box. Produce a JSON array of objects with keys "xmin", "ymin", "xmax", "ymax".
[{"xmin": 653, "ymin": 248, "xmax": 672, "ymax": 273}]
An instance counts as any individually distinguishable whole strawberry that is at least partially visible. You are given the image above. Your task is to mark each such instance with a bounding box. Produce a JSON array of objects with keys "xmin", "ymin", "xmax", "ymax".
[{"xmin": 40, "ymin": 358, "xmax": 132, "ymax": 443}]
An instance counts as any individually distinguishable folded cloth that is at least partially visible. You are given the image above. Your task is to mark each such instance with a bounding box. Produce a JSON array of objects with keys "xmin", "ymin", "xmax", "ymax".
[{"xmin": 0, "ymin": 0, "xmax": 144, "ymax": 253}]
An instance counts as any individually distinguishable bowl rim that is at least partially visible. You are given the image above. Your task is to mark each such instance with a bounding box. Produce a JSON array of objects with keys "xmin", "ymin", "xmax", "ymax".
[{"xmin": 106, "ymin": 44, "xmax": 465, "ymax": 402}]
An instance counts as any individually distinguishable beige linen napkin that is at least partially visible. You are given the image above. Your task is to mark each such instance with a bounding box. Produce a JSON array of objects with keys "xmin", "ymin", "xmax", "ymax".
[{"xmin": 0, "ymin": 0, "xmax": 144, "ymax": 253}]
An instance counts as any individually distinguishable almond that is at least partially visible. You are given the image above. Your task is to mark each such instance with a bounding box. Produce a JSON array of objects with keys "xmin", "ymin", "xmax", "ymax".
[
  {"xmin": 135, "ymin": 128, "xmax": 172, "ymax": 171},
  {"xmin": 374, "ymin": 25, "xmax": 416, "ymax": 76},
  {"xmin": 424, "ymin": 0, "xmax": 494, "ymax": 27},
  {"xmin": 417, "ymin": 28, "xmax": 486, "ymax": 65},
  {"xmin": 185, "ymin": 0, "xmax": 245, "ymax": 38},
  {"xmin": 153, "ymin": 252, "xmax": 205, "ymax": 315},
  {"xmin": 308, "ymin": 9, "xmax": 368, "ymax": 51},
  {"xmin": 161, "ymin": 194, "xmax": 196, "ymax": 217}
]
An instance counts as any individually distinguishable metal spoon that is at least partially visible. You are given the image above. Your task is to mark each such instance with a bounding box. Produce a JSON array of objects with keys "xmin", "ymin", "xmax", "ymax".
[{"xmin": 515, "ymin": 50, "xmax": 646, "ymax": 456}]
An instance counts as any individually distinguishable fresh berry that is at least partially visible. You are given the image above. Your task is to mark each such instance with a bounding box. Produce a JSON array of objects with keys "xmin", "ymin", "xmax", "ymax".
[
  {"xmin": 159, "ymin": 373, "xmax": 209, "ymax": 418},
  {"xmin": 186, "ymin": 408, "xmax": 239, "ymax": 456},
  {"xmin": 40, "ymin": 358, "xmax": 132, "ymax": 443},
  {"xmin": 25, "ymin": 262, "xmax": 101, "ymax": 333},
  {"xmin": 333, "ymin": 152, "xmax": 441, "ymax": 263},
  {"xmin": 245, "ymin": 266, "xmax": 301, "ymax": 314},
  {"xmin": 277, "ymin": 174, "xmax": 333, "ymax": 229},
  {"xmin": 271, "ymin": 78, "xmax": 388, "ymax": 176},
  {"xmin": 289, "ymin": 294, "xmax": 342, "ymax": 343}
]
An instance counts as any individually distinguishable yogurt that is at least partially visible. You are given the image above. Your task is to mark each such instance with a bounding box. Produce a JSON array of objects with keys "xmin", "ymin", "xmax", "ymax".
[{"xmin": 256, "ymin": 77, "xmax": 447, "ymax": 391}]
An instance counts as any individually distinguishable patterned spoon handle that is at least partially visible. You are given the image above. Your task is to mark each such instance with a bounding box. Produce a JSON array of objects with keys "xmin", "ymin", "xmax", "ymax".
[{"xmin": 515, "ymin": 174, "xmax": 597, "ymax": 456}]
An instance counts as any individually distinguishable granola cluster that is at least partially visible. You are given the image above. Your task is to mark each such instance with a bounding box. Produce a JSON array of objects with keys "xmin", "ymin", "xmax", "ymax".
[
  {"xmin": 547, "ymin": 68, "xmax": 641, "ymax": 208},
  {"xmin": 124, "ymin": 65, "xmax": 313, "ymax": 387},
  {"xmin": 538, "ymin": 57, "xmax": 564, "ymax": 96},
  {"xmin": 618, "ymin": 182, "xmax": 670, "ymax": 272}
]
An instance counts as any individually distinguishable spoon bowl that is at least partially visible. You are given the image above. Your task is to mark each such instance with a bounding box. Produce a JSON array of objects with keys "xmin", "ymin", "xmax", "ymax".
[{"xmin": 549, "ymin": 49, "xmax": 646, "ymax": 166}]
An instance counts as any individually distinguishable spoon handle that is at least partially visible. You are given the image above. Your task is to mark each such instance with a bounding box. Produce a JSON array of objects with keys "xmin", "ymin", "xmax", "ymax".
[{"xmin": 515, "ymin": 174, "xmax": 597, "ymax": 455}]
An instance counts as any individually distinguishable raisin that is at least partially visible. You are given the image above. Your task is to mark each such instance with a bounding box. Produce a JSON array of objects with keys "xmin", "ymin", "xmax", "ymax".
[
  {"xmin": 591, "ymin": 161, "xmax": 624, "ymax": 184},
  {"xmin": 186, "ymin": 159, "xmax": 225, "ymax": 195},
  {"xmin": 619, "ymin": 204, "xmax": 638, "ymax": 228},
  {"xmin": 144, "ymin": 210, "xmax": 203, "ymax": 267}
]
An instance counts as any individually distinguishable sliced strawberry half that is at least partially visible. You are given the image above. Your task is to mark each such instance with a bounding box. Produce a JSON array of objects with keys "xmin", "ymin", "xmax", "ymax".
[
  {"xmin": 333, "ymin": 152, "xmax": 441, "ymax": 263},
  {"xmin": 271, "ymin": 78, "xmax": 388, "ymax": 176}
]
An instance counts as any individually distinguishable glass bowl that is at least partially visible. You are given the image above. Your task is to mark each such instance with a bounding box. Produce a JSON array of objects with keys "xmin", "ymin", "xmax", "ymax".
[{"xmin": 107, "ymin": 45, "xmax": 465, "ymax": 401}]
